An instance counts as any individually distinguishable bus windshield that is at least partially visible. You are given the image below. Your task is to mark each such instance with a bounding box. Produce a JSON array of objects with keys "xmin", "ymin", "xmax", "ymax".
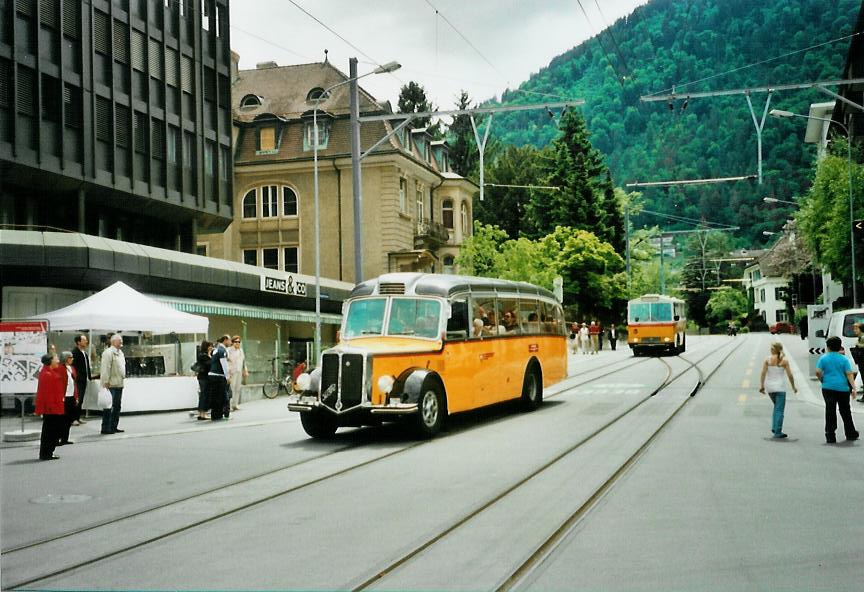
[
  {"xmin": 387, "ymin": 298, "xmax": 441, "ymax": 338},
  {"xmin": 343, "ymin": 298, "xmax": 386, "ymax": 337},
  {"xmin": 629, "ymin": 302, "xmax": 673, "ymax": 322},
  {"xmin": 343, "ymin": 298, "xmax": 442, "ymax": 339}
]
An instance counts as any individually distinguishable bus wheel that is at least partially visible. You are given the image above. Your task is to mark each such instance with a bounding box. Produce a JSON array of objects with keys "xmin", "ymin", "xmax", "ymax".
[
  {"xmin": 680, "ymin": 335, "xmax": 686, "ymax": 353},
  {"xmin": 300, "ymin": 410, "xmax": 337, "ymax": 439},
  {"xmin": 675, "ymin": 335, "xmax": 682, "ymax": 355},
  {"xmin": 521, "ymin": 364, "xmax": 543, "ymax": 411},
  {"xmin": 415, "ymin": 385, "xmax": 444, "ymax": 438}
]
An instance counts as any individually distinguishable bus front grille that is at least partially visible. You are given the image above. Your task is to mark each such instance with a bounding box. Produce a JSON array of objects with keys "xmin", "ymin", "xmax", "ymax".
[{"xmin": 320, "ymin": 352, "xmax": 365, "ymax": 412}]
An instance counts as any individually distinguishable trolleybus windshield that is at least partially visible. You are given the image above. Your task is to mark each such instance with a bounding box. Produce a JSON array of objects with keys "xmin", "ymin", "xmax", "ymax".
[
  {"xmin": 343, "ymin": 298, "xmax": 386, "ymax": 337},
  {"xmin": 629, "ymin": 302, "xmax": 673, "ymax": 323}
]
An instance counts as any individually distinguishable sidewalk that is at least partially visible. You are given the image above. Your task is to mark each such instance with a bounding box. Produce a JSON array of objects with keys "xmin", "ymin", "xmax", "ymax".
[
  {"xmin": 1, "ymin": 395, "xmax": 296, "ymax": 449},
  {"xmin": 776, "ymin": 333, "xmax": 863, "ymax": 415}
]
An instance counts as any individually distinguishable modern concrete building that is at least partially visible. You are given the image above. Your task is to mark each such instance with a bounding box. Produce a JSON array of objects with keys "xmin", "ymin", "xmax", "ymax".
[
  {"xmin": 0, "ymin": 0, "xmax": 234, "ymax": 248},
  {"xmin": 197, "ymin": 59, "xmax": 477, "ymax": 282}
]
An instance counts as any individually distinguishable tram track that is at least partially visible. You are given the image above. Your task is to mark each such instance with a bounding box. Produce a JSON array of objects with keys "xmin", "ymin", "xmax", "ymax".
[
  {"xmin": 2, "ymin": 343, "xmax": 706, "ymax": 590},
  {"xmin": 349, "ymin": 339, "xmax": 738, "ymax": 591}
]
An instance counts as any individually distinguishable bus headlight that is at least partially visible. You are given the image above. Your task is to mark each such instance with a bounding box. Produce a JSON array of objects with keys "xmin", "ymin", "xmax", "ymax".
[
  {"xmin": 664, "ymin": 337, "xmax": 671, "ymax": 343},
  {"xmin": 377, "ymin": 375, "xmax": 395, "ymax": 395},
  {"xmin": 296, "ymin": 373, "xmax": 313, "ymax": 392}
]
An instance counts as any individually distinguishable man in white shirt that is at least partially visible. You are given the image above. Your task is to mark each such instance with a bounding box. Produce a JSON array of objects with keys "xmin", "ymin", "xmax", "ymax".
[{"xmin": 100, "ymin": 333, "xmax": 126, "ymax": 435}]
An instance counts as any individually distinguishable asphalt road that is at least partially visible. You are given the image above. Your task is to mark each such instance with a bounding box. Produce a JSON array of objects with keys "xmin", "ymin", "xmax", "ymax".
[{"xmin": 1, "ymin": 334, "xmax": 860, "ymax": 591}]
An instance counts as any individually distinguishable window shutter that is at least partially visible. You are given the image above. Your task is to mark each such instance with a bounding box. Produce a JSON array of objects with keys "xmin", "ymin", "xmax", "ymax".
[
  {"xmin": 15, "ymin": 0, "xmax": 34, "ymax": 17},
  {"xmin": 181, "ymin": 56, "xmax": 193, "ymax": 93},
  {"xmin": 151, "ymin": 118, "xmax": 165, "ymax": 158},
  {"xmin": 113, "ymin": 20, "xmax": 129, "ymax": 64},
  {"xmin": 62, "ymin": 0, "xmax": 79, "ymax": 38},
  {"xmin": 115, "ymin": 104, "xmax": 131, "ymax": 148},
  {"xmin": 259, "ymin": 126, "xmax": 275, "ymax": 151},
  {"xmin": 16, "ymin": 66, "xmax": 35, "ymax": 116},
  {"xmin": 149, "ymin": 38, "xmax": 163, "ymax": 79},
  {"xmin": 39, "ymin": 0, "xmax": 59, "ymax": 28},
  {"xmin": 166, "ymin": 50, "xmax": 178, "ymax": 86},
  {"xmin": 131, "ymin": 30, "xmax": 145, "ymax": 71},
  {"xmin": 93, "ymin": 11, "xmax": 109, "ymax": 54},
  {"xmin": 95, "ymin": 97, "xmax": 112, "ymax": 142},
  {"xmin": 0, "ymin": 60, "xmax": 11, "ymax": 108},
  {"xmin": 134, "ymin": 111, "xmax": 148, "ymax": 153}
]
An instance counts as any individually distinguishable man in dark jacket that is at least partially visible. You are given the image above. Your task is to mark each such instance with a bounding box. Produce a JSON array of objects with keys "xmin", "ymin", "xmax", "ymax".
[{"xmin": 71, "ymin": 334, "xmax": 91, "ymax": 424}]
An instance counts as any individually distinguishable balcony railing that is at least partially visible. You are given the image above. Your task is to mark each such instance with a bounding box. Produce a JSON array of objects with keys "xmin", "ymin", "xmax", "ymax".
[{"xmin": 414, "ymin": 219, "xmax": 451, "ymax": 248}]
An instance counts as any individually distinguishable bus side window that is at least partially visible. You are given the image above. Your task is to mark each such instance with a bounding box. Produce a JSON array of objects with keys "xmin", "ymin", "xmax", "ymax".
[
  {"xmin": 520, "ymin": 299, "xmax": 540, "ymax": 335},
  {"xmin": 447, "ymin": 298, "xmax": 469, "ymax": 340},
  {"xmin": 500, "ymin": 298, "xmax": 521, "ymax": 334},
  {"xmin": 472, "ymin": 296, "xmax": 495, "ymax": 337},
  {"xmin": 538, "ymin": 301, "xmax": 553, "ymax": 335}
]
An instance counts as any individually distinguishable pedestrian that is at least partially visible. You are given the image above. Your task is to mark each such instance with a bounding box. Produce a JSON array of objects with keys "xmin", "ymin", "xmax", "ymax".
[
  {"xmin": 35, "ymin": 353, "xmax": 65, "ymax": 460},
  {"xmin": 291, "ymin": 354, "xmax": 307, "ymax": 392},
  {"xmin": 195, "ymin": 340, "xmax": 212, "ymax": 420},
  {"xmin": 798, "ymin": 314, "xmax": 808, "ymax": 341},
  {"xmin": 70, "ymin": 334, "xmax": 91, "ymax": 425},
  {"xmin": 758, "ymin": 342, "xmax": 797, "ymax": 439},
  {"xmin": 99, "ymin": 333, "xmax": 126, "ymax": 435},
  {"xmin": 597, "ymin": 323, "xmax": 605, "ymax": 350},
  {"xmin": 851, "ymin": 322, "xmax": 864, "ymax": 403},
  {"xmin": 589, "ymin": 321, "xmax": 600, "ymax": 354},
  {"xmin": 569, "ymin": 322, "xmax": 579, "ymax": 355},
  {"xmin": 608, "ymin": 324, "xmax": 618, "ymax": 351},
  {"xmin": 815, "ymin": 336, "xmax": 859, "ymax": 444},
  {"xmin": 57, "ymin": 351, "xmax": 79, "ymax": 446},
  {"xmin": 209, "ymin": 335, "xmax": 231, "ymax": 421},
  {"xmin": 579, "ymin": 323, "xmax": 589, "ymax": 354},
  {"xmin": 227, "ymin": 335, "xmax": 248, "ymax": 412}
]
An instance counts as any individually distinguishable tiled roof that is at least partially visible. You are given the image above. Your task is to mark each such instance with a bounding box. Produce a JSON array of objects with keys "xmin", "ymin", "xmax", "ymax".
[{"xmin": 232, "ymin": 61, "xmax": 383, "ymax": 122}]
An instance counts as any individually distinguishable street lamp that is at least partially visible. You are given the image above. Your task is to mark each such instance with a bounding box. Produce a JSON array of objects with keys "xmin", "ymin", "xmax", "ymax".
[
  {"xmin": 770, "ymin": 108, "xmax": 858, "ymax": 307},
  {"xmin": 762, "ymin": 230, "xmax": 777, "ymax": 236},
  {"xmin": 763, "ymin": 196, "xmax": 798, "ymax": 205},
  {"xmin": 311, "ymin": 61, "xmax": 400, "ymax": 366}
]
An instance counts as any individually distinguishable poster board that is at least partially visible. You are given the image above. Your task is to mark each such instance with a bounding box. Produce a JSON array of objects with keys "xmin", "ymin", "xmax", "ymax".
[{"xmin": 0, "ymin": 320, "xmax": 49, "ymax": 394}]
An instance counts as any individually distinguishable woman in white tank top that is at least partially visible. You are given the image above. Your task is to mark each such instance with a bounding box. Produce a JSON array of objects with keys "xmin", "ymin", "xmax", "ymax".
[{"xmin": 759, "ymin": 342, "xmax": 797, "ymax": 438}]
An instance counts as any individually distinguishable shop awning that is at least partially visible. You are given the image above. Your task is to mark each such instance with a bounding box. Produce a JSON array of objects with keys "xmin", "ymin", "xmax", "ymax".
[{"xmin": 155, "ymin": 296, "xmax": 343, "ymax": 325}]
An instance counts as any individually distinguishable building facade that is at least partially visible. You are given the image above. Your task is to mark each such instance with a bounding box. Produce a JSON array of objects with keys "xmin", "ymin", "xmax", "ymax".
[
  {"xmin": 198, "ymin": 60, "xmax": 476, "ymax": 283},
  {"xmin": 0, "ymin": 0, "xmax": 234, "ymax": 249}
]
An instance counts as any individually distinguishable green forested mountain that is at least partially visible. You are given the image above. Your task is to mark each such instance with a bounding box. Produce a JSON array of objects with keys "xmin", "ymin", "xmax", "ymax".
[{"xmin": 487, "ymin": 0, "xmax": 860, "ymax": 246}]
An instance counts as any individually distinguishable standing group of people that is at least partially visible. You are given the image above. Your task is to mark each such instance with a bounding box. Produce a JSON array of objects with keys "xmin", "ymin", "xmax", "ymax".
[
  {"xmin": 568, "ymin": 321, "xmax": 619, "ymax": 355},
  {"xmin": 194, "ymin": 334, "xmax": 247, "ymax": 422},
  {"xmin": 34, "ymin": 332, "xmax": 125, "ymax": 461},
  {"xmin": 759, "ymin": 338, "xmax": 858, "ymax": 443}
]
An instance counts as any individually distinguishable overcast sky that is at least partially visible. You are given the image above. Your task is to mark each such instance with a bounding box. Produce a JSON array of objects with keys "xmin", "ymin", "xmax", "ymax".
[{"xmin": 230, "ymin": 0, "xmax": 648, "ymax": 111}]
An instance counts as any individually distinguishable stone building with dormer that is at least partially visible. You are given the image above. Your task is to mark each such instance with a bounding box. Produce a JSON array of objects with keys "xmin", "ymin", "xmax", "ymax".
[{"xmin": 198, "ymin": 59, "xmax": 476, "ymax": 283}]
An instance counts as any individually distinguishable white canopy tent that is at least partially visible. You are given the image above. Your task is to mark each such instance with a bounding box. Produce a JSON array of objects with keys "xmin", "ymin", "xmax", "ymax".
[{"xmin": 33, "ymin": 281, "xmax": 208, "ymax": 334}]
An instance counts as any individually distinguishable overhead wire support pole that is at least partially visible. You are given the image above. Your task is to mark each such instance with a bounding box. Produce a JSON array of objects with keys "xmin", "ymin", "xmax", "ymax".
[
  {"xmin": 745, "ymin": 91, "xmax": 772, "ymax": 184},
  {"xmin": 357, "ymin": 101, "xmax": 585, "ymax": 123},
  {"xmin": 640, "ymin": 78, "xmax": 864, "ymax": 102},
  {"xmin": 471, "ymin": 114, "xmax": 493, "ymax": 201}
]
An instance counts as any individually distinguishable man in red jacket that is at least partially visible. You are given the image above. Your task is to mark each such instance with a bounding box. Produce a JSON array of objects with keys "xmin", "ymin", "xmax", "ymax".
[{"xmin": 35, "ymin": 353, "xmax": 66, "ymax": 460}]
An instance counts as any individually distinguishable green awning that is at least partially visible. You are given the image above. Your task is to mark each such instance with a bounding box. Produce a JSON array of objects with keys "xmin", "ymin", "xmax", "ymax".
[{"xmin": 156, "ymin": 296, "xmax": 342, "ymax": 325}]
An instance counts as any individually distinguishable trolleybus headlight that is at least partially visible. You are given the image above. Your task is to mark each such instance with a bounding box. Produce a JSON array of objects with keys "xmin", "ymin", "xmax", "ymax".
[
  {"xmin": 377, "ymin": 375, "xmax": 395, "ymax": 395},
  {"xmin": 664, "ymin": 337, "xmax": 671, "ymax": 342},
  {"xmin": 296, "ymin": 373, "xmax": 313, "ymax": 392}
]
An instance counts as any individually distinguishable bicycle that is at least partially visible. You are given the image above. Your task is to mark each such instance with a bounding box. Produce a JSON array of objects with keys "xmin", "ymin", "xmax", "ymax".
[{"xmin": 262, "ymin": 357, "xmax": 296, "ymax": 399}]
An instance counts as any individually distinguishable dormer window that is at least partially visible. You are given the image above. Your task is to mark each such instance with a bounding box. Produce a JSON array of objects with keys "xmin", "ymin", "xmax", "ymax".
[
  {"xmin": 303, "ymin": 120, "xmax": 331, "ymax": 151},
  {"xmin": 240, "ymin": 94, "xmax": 262, "ymax": 109},
  {"xmin": 306, "ymin": 87, "xmax": 329, "ymax": 102},
  {"xmin": 257, "ymin": 125, "xmax": 281, "ymax": 154}
]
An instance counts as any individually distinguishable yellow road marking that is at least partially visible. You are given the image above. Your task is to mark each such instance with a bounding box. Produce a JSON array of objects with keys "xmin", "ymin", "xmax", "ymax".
[
  {"xmin": 745, "ymin": 368, "xmax": 752, "ymax": 376},
  {"xmin": 741, "ymin": 379, "xmax": 750, "ymax": 389},
  {"xmin": 738, "ymin": 394, "xmax": 748, "ymax": 404}
]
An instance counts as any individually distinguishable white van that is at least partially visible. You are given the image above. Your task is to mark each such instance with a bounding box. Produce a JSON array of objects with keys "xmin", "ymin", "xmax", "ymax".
[{"xmin": 824, "ymin": 307, "xmax": 864, "ymax": 390}]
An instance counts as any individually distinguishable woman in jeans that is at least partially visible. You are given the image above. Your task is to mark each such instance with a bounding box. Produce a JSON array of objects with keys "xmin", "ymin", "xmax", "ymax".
[
  {"xmin": 759, "ymin": 342, "xmax": 797, "ymax": 438},
  {"xmin": 196, "ymin": 340, "xmax": 212, "ymax": 421}
]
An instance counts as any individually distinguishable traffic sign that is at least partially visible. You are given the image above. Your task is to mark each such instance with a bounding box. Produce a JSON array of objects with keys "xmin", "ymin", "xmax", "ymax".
[
  {"xmin": 808, "ymin": 347, "xmax": 825, "ymax": 355},
  {"xmin": 855, "ymin": 219, "xmax": 863, "ymax": 231}
]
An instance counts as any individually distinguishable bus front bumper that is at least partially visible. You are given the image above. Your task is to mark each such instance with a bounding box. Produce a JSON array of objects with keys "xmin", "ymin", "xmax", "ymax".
[{"xmin": 286, "ymin": 394, "xmax": 419, "ymax": 416}]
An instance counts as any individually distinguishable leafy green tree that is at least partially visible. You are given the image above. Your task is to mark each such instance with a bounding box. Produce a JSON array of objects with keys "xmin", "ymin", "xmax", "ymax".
[
  {"xmin": 473, "ymin": 144, "xmax": 543, "ymax": 239},
  {"xmin": 796, "ymin": 142, "xmax": 864, "ymax": 298},
  {"xmin": 454, "ymin": 222, "xmax": 509, "ymax": 277},
  {"xmin": 397, "ymin": 81, "xmax": 438, "ymax": 135},
  {"xmin": 705, "ymin": 287, "xmax": 748, "ymax": 330},
  {"xmin": 448, "ymin": 90, "xmax": 477, "ymax": 178}
]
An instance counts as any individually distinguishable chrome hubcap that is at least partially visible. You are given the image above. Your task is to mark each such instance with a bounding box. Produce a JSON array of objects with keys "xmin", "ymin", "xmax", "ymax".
[{"xmin": 421, "ymin": 390, "xmax": 438, "ymax": 426}]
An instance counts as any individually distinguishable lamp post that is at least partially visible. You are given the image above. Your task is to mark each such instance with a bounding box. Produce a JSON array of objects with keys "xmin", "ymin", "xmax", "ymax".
[
  {"xmin": 770, "ymin": 109, "xmax": 857, "ymax": 307},
  {"xmin": 763, "ymin": 196, "xmax": 798, "ymax": 205},
  {"xmin": 311, "ymin": 61, "xmax": 400, "ymax": 366}
]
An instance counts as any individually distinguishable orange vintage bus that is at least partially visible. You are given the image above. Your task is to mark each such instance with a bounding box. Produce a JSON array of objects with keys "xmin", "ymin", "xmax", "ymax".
[
  {"xmin": 288, "ymin": 273, "xmax": 568, "ymax": 438},
  {"xmin": 627, "ymin": 294, "xmax": 687, "ymax": 356}
]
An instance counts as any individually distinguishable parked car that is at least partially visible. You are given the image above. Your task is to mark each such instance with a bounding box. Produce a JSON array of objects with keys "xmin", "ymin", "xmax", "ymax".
[{"xmin": 769, "ymin": 321, "xmax": 795, "ymax": 334}]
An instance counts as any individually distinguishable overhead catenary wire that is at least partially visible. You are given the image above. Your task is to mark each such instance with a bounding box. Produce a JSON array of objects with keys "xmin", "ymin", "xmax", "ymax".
[{"xmin": 645, "ymin": 30, "xmax": 863, "ymax": 97}]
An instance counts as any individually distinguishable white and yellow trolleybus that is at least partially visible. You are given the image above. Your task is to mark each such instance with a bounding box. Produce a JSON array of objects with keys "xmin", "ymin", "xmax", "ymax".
[
  {"xmin": 288, "ymin": 273, "xmax": 568, "ymax": 438},
  {"xmin": 627, "ymin": 294, "xmax": 687, "ymax": 356}
]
